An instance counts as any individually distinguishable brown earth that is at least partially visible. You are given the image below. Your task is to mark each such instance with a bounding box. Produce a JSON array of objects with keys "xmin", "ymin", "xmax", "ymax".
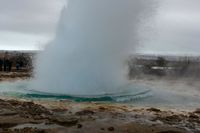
[
  {"xmin": 0, "ymin": 72, "xmax": 31, "ymax": 81},
  {"xmin": 0, "ymin": 98, "xmax": 199, "ymax": 133}
]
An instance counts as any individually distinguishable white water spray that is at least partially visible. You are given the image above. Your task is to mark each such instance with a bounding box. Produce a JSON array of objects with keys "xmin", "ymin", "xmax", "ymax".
[{"xmin": 33, "ymin": 0, "xmax": 154, "ymax": 95}]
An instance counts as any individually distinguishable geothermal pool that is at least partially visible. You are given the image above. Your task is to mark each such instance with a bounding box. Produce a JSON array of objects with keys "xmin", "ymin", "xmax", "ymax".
[
  {"xmin": 0, "ymin": 80, "xmax": 151, "ymax": 102},
  {"xmin": 1, "ymin": 80, "xmax": 200, "ymax": 109}
]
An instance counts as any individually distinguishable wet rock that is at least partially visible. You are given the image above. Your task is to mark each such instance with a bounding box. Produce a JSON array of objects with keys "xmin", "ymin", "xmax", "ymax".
[
  {"xmin": 13, "ymin": 101, "xmax": 52, "ymax": 119},
  {"xmin": 189, "ymin": 113, "xmax": 199, "ymax": 119},
  {"xmin": 98, "ymin": 106, "xmax": 107, "ymax": 111},
  {"xmin": 158, "ymin": 115, "xmax": 183, "ymax": 124},
  {"xmin": 52, "ymin": 116, "xmax": 78, "ymax": 126},
  {"xmin": 51, "ymin": 108, "xmax": 68, "ymax": 113},
  {"xmin": 0, "ymin": 99, "xmax": 5, "ymax": 102},
  {"xmin": 77, "ymin": 124, "xmax": 82, "ymax": 128},
  {"xmin": 7, "ymin": 127, "xmax": 48, "ymax": 133},
  {"xmin": 22, "ymin": 102, "xmax": 51, "ymax": 115},
  {"xmin": 108, "ymin": 127, "xmax": 114, "ymax": 131},
  {"xmin": 75, "ymin": 110, "xmax": 95, "ymax": 116},
  {"xmin": 9, "ymin": 100, "xmax": 21, "ymax": 106},
  {"xmin": 147, "ymin": 108, "xmax": 161, "ymax": 113},
  {"xmin": 0, "ymin": 109, "xmax": 18, "ymax": 116},
  {"xmin": 0, "ymin": 100, "xmax": 11, "ymax": 107},
  {"xmin": 0, "ymin": 123, "xmax": 18, "ymax": 128},
  {"xmin": 194, "ymin": 108, "xmax": 200, "ymax": 114},
  {"xmin": 157, "ymin": 131, "xmax": 182, "ymax": 133},
  {"xmin": 0, "ymin": 100, "xmax": 53, "ymax": 122},
  {"xmin": 188, "ymin": 113, "xmax": 200, "ymax": 124}
]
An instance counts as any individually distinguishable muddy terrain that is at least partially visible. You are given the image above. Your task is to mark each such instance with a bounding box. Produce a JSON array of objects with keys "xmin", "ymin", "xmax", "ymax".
[{"xmin": 0, "ymin": 98, "xmax": 199, "ymax": 133}]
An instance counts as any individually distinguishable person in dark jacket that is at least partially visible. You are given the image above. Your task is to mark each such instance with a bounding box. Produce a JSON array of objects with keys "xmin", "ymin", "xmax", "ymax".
[
  {"xmin": 4, "ymin": 59, "xmax": 10, "ymax": 72},
  {"xmin": 8, "ymin": 60, "xmax": 12, "ymax": 72},
  {"xmin": 16, "ymin": 62, "xmax": 20, "ymax": 71},
  {"xmin": 3, "ymin": 58, "xmax": 7, "ymax": 72},
  {"xmin": 0, "ymin": 59, "xmax": 3, "ymax": 71}
]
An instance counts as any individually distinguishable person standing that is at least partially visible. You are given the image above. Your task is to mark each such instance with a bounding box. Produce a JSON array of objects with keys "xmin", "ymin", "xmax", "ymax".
[
  {"xmin": 3, "ymin": 58, "xmax": 7, "ymax": 71},
  {"xmin": 3, "ymin": 52, "xmax": 8, "ymax": 72},
  {"xmin": 0, "ymin": 58, "xmax": 3, "ymax": 71},
  {"xmin": 8, "ymin": 60, "xmax": 12, "ymax": 72}
]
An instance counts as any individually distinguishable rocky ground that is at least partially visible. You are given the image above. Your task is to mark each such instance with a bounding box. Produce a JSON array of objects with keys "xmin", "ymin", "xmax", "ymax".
[
  {"xmin": 0, "ymin": 72, "xmax": 31, "ymax": 81},
  {"xmin": 0, "ymin": 98, "xmax": 199, "ymax": 133}
]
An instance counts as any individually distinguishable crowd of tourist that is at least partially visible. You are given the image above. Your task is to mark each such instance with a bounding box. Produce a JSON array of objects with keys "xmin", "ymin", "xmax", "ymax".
[
  {"xmin": 0, "ymin": 52, "xmax": 32, "ymax": 72},
  {"xmin": 0, "ymin": 58, "xmax": 24, "ymax": 72}
]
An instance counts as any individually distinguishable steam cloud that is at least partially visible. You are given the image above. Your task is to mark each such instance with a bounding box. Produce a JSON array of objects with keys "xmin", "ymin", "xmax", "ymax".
[{"xmin": 32, "ymin": 0, "xmax": 155, "ymax": 95}]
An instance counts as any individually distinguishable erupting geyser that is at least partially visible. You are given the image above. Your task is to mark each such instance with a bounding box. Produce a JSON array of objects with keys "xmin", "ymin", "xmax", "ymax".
[{"xmin": 33, "ymin": 0, "xmax": 154, "ymax": 95}]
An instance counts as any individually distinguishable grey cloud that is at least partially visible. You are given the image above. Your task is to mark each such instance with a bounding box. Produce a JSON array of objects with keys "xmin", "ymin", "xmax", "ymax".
[
  {"xmin": 0, "ymin": 0, "xmax": 199, "ymax": 54},
  {"xmin": 0, "ymin": 0, "xmax": 64, "ymax": 34},
  {"xmin": 137, "ymin": 0, "xmax": 200, "ymax": 55}
]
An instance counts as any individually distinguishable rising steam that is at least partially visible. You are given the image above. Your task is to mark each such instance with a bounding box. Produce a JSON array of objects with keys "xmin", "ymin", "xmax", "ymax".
[{"xmin": 33, "ymin": 0, "xmax": 155, "ymax": 95}]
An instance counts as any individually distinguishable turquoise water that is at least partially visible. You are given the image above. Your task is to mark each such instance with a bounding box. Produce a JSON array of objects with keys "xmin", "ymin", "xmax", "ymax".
[
  {"xmin": 0, "ymin": 80, "xmax": 152, "ymax": 102},
  {"xmin": 1, "ymin": 80, "xmax": 200, "ymax": 109},
  {"xmin": 21, "ymin": 90, "xmax": 151, "ymax": 102}
]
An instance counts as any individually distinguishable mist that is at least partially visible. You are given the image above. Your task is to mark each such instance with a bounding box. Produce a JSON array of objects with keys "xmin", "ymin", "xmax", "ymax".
[{"xmin": 32, "ymin": 0, "xmax": 155, "ymax": 95}]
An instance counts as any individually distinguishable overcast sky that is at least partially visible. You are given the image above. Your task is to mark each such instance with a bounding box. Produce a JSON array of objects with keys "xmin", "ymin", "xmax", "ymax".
[
  {"xmin": 0, "ymin": 0, "xmax": 199, "ymax": 55},
  {"xmin": 0, "ymin": 0, "xmax": 64, "ymax": 50}
]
